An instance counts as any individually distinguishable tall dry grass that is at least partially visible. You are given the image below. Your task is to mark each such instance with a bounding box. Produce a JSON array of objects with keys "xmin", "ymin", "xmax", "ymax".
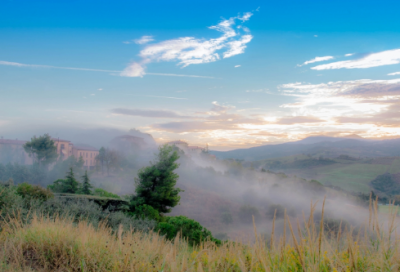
[{"xmin": 1, "ymin": 198, "xmax": 400, "ymax": 271}]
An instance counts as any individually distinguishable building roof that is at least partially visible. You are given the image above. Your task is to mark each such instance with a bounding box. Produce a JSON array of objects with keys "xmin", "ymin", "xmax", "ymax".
[
  {"xmin": 73, "ymin": 145, "xmax": 98, "ymax": 151},
  {"xmin": 0, "ymin": 139, "xmax": 27, "ymax": 145}
]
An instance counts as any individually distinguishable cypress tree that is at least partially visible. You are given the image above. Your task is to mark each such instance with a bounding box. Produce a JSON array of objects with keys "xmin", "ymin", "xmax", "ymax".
[{"xmin": 81, "ymin": 170, "xmax": 92, "ymax": 195}]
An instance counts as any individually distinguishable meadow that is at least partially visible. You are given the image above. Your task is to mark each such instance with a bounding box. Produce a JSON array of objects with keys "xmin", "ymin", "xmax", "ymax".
[
  {"xmin": 1, "ymin": 199, "xmax": 400, "ymax": 272},
  {"xmin": 254, "ymin": 157, "xmax": 400, "ymax": 194}
]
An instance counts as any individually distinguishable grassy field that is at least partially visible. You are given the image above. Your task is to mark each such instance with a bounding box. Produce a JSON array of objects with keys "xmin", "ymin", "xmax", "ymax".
[
  {"xmin": 256, "ymin": 156, "xmax": 400, "ymax": 194},
  {"xmin": 1, "ymin": 201, "xmax": 399, "ymax": 272}
]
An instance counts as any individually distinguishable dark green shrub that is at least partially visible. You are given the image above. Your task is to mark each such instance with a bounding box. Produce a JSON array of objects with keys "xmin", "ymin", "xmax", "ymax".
[
  {"xmin": 16, "ymin": 182, "xmax": 54, "ymax": 201},
  {"xmin": 238, "ymin": 205, "xmax": 261, "ymax": 224},
  {"xmin": 132, "ymin": 204, "xmax": 160, "ymax": 221},
  {"xmin": 156, "ymin": 216, "xmax": 220, "ymax": 246}
]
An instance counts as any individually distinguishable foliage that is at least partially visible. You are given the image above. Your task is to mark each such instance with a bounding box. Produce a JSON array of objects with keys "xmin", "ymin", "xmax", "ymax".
[
  {"xmin": 47, "ymin": 156, "xmax": 84, "ymax": 186},
  {"xmin": 81, "ymin": 170, "xmax": 92, "ymax": 195},
  {"xmin": 93, "ymin": 188, "xmax": 121, "ymax": 199},
  {"xmin": 16, "ymin": 182, "xmax": 54, "ymax": 202},
  {"xmin": 23, "ymin": 134, "xmax": 58, "ymax": 167},
  {"xmin": 156, "ymin": 215, "xmax": 220, "ymax": 246},
  {"xmin": 48, "ymin": 167, "xmax": 80, "ymax": 194},
  {"xmin": 0, "ymin": 183, "xmax": 155, "ymax": 233},
  {"xmin": 0, "ymin": 163, "xmax": 46, "ymax": 186},
  {"xmin": 238, "ymin": 205, "xmax": 261, "ymax": 224},
  {"xmin": 96, "ymin": 147, "xmax": 106, "ymax": 174},
  {"xmin": 1, "ymin": 200, "xmax": 399, "ymax": 272},
  {"xmin": 371, "ymin": 173, "xmax": 400, "ymax": 196},
  {"xmin": 132, "ymin": 204, "xmax": 160, "ymax": 221},
  {"xmin": 95, "ymin": 147, "xmax": 119, "ymax": 176},
  {"xmin": 131, "ymin": 144, "xmax": 182, "ymax": 214}
]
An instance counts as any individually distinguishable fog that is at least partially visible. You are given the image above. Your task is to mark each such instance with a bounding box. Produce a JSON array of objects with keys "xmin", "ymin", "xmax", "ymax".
[{"xmin": 0, "ymin": 128, "xmax": 389, "ymax": 240}]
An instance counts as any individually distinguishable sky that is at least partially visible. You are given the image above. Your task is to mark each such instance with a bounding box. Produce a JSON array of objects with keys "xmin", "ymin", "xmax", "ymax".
[{"xmin": 1, "ymin": 0, "xmax": 400, "ymax": 150}]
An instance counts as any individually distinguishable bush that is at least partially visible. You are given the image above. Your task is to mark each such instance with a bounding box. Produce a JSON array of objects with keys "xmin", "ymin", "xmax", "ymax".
[
  {"xmin": 238, "ymin": 205, "xmax": 261, "ymax": 224},
  {"xmin": 132, "ymin": 204, "xmax": 160, "ymax": 222},
  {"xmin": 16, "ymin": 182, "xmax": 54, "ymax": 202},
  {"xmin": 156, "ymin": 216, "xmax": 220, "ymax": 245},
  {"xmin": 38, "ymin": 198, "xmax": 155, "ymax": 232},
  {"xmin": 93, "ymin": 188, "xmax": 121, "ymax": 199}
]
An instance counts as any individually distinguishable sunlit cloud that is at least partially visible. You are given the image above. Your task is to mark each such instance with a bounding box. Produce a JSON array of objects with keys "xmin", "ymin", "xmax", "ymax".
[
  {"xmin": 111, "ymin": 108, "xmax": 193, "ymax": 119},
  {"xmin": 312, "ymin": 48, "xmax": 400, "ymax": 70},
  {"xmin": 121, "ymin": 12, "xmax": 254, "ymax": 77}
]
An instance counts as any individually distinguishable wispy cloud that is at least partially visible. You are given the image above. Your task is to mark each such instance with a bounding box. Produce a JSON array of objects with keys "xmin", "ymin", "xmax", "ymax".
[
  {"xmin": 345, "ymin": 53, "xmax": 354, "ymax": 57},
  {"xmin": 134, "ymin": 35, "xmax": 154, "ymax": 44},
  {"xmin": 299, "ymin": 56, "xmax": 334, "ymax": 67},
  {"xmin": 0, "ymin": 60, "xmax": 213, "ymax": 78},
  {"xmin": 111, "ymin": 108, "xmax": 192, "ymax": 118},
  {"xmin": 132, "ymin": 95, "xmax": 188, "ymax": 100},
  {"xmin": 121, "ymin": 12, "xmax": 254, "ymax": 77},
  {"xmin": 123, "ymin": 35, "xmax": 155, "ymax": 45},
  {"xmin": 388, "ymin": 72, "xmax": 400, "ymax": 76},
  {"xmin": 312, "ymin": 48, "xmax": 400, "ymax": 70},
  {"xmin": 234, "ymin": 65, "xmax": 241, "ymax": 68}
]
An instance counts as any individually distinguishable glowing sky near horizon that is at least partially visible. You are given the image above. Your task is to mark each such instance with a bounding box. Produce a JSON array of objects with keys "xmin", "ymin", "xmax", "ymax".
[{"xmin": 1, "ymin": 0, "xmax": 400, "ymax": 150}]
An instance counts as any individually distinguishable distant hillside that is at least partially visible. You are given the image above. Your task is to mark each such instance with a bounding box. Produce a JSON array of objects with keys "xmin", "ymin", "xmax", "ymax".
[{"xmin": 210, "ymin": 137, "xmax": 400, "ymax": 161}]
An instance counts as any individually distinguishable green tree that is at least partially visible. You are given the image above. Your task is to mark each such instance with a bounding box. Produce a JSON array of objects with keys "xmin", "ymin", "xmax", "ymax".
[
  {"xmin": 64, "ymin": 167, "xmax": 79, "ymax": 193},
  {"xmin": 81, "ymin": 170, "xmax": 92, "ymax": 195},
  {"xmin": 23, "ymin": 134, "xmax": 58, "ymax": 168},
  {"xmin": 131, "ymin": 144, "xmax": 182, "ymax": 214}
]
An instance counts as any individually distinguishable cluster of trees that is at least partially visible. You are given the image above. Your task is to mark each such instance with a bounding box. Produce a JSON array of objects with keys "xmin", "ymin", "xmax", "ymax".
[
  {"xmin": 0, "ymin": 134, "xmax": 222, "ymax": 244},
  {"xmin": 48, "ymin": 168, "xmax": 92, "ymax": 195}
]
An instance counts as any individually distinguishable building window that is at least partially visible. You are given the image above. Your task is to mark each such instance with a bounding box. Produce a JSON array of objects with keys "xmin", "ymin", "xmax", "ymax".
[{"xmin": 86, "ymin": 153, "xmax": 88, "ymax": 158}]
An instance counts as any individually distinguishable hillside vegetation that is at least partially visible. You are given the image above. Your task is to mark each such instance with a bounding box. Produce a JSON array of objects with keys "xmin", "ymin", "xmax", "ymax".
[{"xmin": 1, "ymin": 199, "xmax": 399, "ymax": 271}]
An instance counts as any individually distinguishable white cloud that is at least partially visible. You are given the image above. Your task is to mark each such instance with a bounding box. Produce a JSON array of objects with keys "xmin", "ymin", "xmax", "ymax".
[
  {"xmin": 120, "ymin": 62, "xmax": 146, "ymax": 77},
  {"xmin": 312, "ymin": 48, "xmax": 400, "ymax": 70},
  {"xmin": 120, "ymin": 12, "xmax": 254, "ymax": 77},
  {"xmin": 345, "ymin": 53, "xmax": 354, "ymax": 57},
  {"xmin": 234, "ymin": 65, "xmax": 241, "ymax": 68},
  {"xmin": 388, "ymin": 72, "xmax": 400, "ymax": 76},
  {"xmin": 134, "ymin": 35, "xmax": 154, "ymax": 44},
  {"xmin": 300, "ymin": 56, "xmax": 334, "ymax": 66}
]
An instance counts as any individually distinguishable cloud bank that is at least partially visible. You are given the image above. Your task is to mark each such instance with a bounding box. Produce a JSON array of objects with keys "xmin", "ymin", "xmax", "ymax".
[
  {"xmin": 312, "ymin": 48, "xmax": 400, "ymax": 70},
  {"xmin": 121, "ymin": 12, "xmax": 254, "ymax": 77}
]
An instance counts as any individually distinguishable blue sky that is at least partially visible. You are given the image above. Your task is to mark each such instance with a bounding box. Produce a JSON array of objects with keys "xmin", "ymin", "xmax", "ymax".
[{"xmin": 2, "ymin": 0, "xmax": 400, "ymax": 150}]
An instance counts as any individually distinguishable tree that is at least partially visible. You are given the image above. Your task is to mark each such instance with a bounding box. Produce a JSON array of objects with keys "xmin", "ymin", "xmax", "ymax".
[
  {"xmin": 64, "ymin": 167, "xmax": 79, "ymax": 194},
  {"xmin": 95, "ymin": 148, "xmax": 119, "ymax": 176},
  {"xmin": 81, "ymin": 170, "xmax": 92, "ymax": 195},
  {"xmin": 96, "ymin": 147, "xmax": 106, "ymax": 174},
  {"xmin": 131, "ymin": 144, "xmax": 182, "ymax": 214},
  {"xmin": 23, "ymin": 134, "xmax": 58, "ymax": 168}
]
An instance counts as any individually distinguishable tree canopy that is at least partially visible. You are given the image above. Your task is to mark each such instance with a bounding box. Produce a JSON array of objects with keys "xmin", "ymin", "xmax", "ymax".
[
  {"xmin": 23, "ymin": 134, "xmax": 58, "ymax": 167},
  {"xmin": 131, "ymin": 144, "xmax": 182, "ymax": 214}
]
